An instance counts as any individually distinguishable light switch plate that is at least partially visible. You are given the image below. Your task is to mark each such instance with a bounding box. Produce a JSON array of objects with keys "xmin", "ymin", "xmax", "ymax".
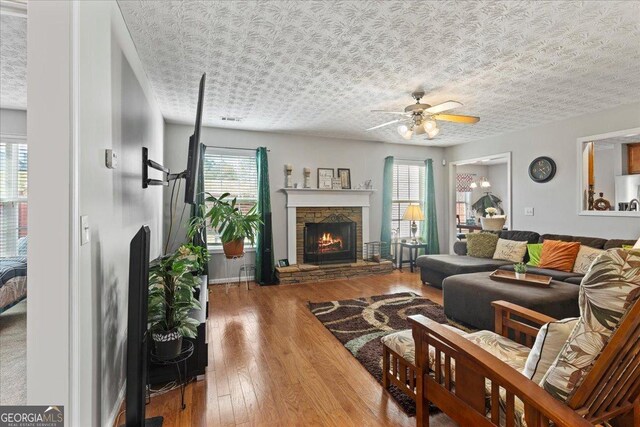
[
  {"xmin": 80, "ymin": 215, "xmax": 90, "ymax": 245},
  {"xmin": 524, "ymin": 207, "xmax": 534, "ymax": 216},
  {"xmin": 105, "ymin": 149, "xmax": 118, "ymax": 169}
]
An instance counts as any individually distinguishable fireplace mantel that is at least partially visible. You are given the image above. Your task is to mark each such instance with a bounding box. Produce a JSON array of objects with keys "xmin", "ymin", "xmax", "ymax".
[{"xmin": 281, "ymin": 188, "xmax": 376, "ymax": 264}]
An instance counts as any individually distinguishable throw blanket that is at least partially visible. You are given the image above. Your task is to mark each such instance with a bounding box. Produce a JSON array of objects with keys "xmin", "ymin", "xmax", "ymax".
[{"xmin": 0, "ymin": 256, "xmax": 27, "ymax": 313}]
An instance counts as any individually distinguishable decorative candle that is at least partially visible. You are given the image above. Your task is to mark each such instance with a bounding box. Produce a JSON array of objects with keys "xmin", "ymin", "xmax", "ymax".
[
  {"xmin": 285, "ymin": 164, "xmax": 293, "ymax": 188},
  {"xmin": 303, "ymin": 168, "xmax": 311, "ymax": 188}
]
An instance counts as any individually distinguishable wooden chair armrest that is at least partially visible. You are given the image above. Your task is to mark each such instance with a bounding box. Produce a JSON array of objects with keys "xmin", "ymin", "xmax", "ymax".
[
  {"xmin": 492, "ymin": 300, "xmax": 557, "ymax": 326},
  {"xmin": 492, "ymin": 300, "xmax": 556, "ymax": 346},
  {"xmin": 409, "ymin": 314, "xmax": 592, "ymax": 427}
]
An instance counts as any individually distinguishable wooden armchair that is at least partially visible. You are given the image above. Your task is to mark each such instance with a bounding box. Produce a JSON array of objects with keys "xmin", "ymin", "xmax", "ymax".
[{"xmin": 408, "ymin": 299, "xmax": 640, "ymax": 427}]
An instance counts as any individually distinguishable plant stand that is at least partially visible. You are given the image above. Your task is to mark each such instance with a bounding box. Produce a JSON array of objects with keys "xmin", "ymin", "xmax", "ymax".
[
  {"xmin": 150, "ymin": 340, "xmax": 194, "ymax": 410},
  {"xmin": 224, "ymin": 253, "xmax": 249, "ymax": 294}
]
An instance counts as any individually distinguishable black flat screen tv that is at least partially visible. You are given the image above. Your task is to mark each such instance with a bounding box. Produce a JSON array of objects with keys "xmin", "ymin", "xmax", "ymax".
[
  {"xmin": 124, "ymin": 226, "xmax": 163, "ymax": 427},
  {"xmin": 183, "ymin": 73, "xmax": 206, "ymax": 204}
]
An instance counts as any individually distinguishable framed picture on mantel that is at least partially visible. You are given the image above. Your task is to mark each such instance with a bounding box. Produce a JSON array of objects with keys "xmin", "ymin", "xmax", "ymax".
[
  {"xmin": 317, "ymin": 168, "xmax": 334, "ymax": 189},
  {"xmin": 337, "ymin": 168, "xmax": 351, "ymax": 189}
]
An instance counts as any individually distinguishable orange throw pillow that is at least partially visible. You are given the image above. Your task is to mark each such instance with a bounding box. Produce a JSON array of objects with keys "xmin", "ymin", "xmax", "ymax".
[{"xmin": 538, "ymin": 240, "xmax": 581, "ymax": 272}]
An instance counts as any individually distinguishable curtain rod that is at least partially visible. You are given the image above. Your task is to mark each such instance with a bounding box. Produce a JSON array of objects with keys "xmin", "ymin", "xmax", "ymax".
[
  {"xmin": 394, "ymin": 158, "xmax": 426, "ymax": 162},
  {"xmin": 203, "ymin": 144, "xmax": 270, "ymax": 152}
]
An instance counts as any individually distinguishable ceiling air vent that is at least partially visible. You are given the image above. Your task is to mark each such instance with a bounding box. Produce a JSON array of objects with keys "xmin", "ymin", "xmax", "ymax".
[{"xmin": 221, "ymin": 117, "xmax": 242, "ymax": 122}]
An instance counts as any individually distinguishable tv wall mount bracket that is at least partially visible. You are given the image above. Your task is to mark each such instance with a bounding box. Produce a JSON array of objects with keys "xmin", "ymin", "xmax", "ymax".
[{"xmin": 142, "ymin": 147, "xmax": 186, "ymax": 188}]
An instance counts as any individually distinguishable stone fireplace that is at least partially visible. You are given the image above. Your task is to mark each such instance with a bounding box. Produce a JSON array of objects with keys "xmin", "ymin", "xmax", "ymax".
[
  {"xmin": 276, "ymin": 188, "xmax": 393, "ymax": 284},
  {"xmin": 285, "ymin": 189, "xmax": 370, "ymax": 265},
  {"xmin": 302, "ymin": 212, "xmax": 358, "ymax": 264}
]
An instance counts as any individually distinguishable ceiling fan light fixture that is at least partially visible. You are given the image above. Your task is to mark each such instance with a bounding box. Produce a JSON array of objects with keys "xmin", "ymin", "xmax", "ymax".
[
  {"xmin": 423, "ymin": 117, "xmax": 437, "ymax": 132},
  {"xmin": 402, "ymin": 129, "xmax": 413, "ymax": 140},
  {"xmin": 426, "ymin": 127, "xmax": 440, "ymax": 139},
  {"xmin": 397, "ymin": 124, "xmax": 409, "ymax": 136}
]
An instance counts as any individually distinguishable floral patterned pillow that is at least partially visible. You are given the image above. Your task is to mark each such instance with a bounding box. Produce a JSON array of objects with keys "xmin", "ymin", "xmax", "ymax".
[{"xmin": 540, "ymin": 249, "xmax": 640, "ymax": 401}]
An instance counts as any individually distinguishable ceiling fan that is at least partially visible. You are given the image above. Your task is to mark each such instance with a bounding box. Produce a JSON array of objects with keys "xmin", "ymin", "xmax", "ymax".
[{"xmin": 366, "ymin": 91, "xmax": 479, "ymax": 140}]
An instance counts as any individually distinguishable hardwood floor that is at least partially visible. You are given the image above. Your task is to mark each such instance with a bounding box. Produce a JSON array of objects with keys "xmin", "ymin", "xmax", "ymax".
[{"xmin": 143, "ymin": 271, "xmax": 451, "ymax": 426}]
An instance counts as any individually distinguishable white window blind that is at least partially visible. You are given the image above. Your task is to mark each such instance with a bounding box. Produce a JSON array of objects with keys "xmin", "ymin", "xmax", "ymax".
[
  {"xmin": 0, "ymin": 141, "xmax": 28, "ymax": 257},
  {"xmin": 202, "ymin": 149, "xmax": 258, "ymax": 247},
  {"xmin": 391, "ymin": 162, "xmax": 424, "ymax": 238}
]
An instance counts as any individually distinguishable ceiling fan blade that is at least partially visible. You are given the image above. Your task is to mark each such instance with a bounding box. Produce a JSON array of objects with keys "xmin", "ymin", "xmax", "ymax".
[
  {"xmin": 370, "ymin": 110, "xmax": 410, "ymax": 115},
  {"xmin": 425, "ymin": 101, "xmax": 463, "ymax": 114},
  {"xmin": 433, "ymin": 114, "xmax": 480, "ymax": 124},
  {"xmin": 366, "ymin": 119, "xmax": 402, "ymax": 131}
]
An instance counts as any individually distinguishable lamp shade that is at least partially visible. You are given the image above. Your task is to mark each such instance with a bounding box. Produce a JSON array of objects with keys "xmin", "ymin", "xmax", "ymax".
[
  {"xmin": 634, "ymin": 237, "xmax": 640, "ymax": 249},
  {"xmin": 402, "ymin": 204, "xmax": 425, "ymax": 221}
]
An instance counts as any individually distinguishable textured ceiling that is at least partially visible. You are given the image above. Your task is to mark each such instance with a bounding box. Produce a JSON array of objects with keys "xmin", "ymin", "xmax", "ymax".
[
  {"xmin": 0, "ymin": 14, "xmax": 27, "ymax": 110},
  {"xmin": 118, "ymin": 1, "xmax": 639, "ymax": 146}
]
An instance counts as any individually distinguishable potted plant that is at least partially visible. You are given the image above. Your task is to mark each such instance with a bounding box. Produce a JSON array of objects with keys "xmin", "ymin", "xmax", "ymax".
[
  {"xmin": 472, "ymin": 193, "xmax": 503, "ymax": 217},
  {"xmin": 204, "ymin": 192, "xmax": 262, "ymax": 259},
  {"xmin": 148, "ymin": 252, "xmax": 202, "ymax": 359},
  {"xmin": 186, "ymin": 206, "xmax": 210, "ymax": 288},
  {"xmin": 484, "ymin": 207, "xmax": 498, "ymax": 218},
  {"xmin": 514, "ymin": 262, "xmax": 527, "ymax": 280}
]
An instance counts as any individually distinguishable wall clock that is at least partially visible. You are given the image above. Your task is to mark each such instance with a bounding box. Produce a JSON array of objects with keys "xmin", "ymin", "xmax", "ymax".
[{"xmin": 528, "ymin": 156, "xmax": 556, "ymax": 183}]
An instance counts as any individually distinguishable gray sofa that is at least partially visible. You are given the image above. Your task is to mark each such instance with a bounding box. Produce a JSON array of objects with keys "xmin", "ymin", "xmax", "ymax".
[
  {"xmin": 417, "ymin": 230, "xmax": 540, "ymax": 288},
  {"xmin": 415, "ymin": 231, "xmax": 637, "ymax": 330},
  {"xmin": 416, "ymin": 231, "xmax": 635, "ymax": 288}
]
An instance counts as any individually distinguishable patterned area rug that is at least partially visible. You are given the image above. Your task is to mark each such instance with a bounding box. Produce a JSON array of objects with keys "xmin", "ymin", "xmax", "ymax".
[{"xmin": 308, "ymin": 292, "xmax": 454, "ymax": 416}]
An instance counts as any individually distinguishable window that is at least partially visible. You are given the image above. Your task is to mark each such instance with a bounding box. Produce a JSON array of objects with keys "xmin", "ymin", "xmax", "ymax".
[
  {"xmin": 202, "ymin": 149, "xmax": 258, "ymax": 247},
  {"xmin": 0, "ymin": 140, "xmax": 28, "ymax": 257},
  {"xmin": 456, "ymin": 192, "xmax": 472, "ymax": 223},
  {"xmin": 391, "ymin": 162, "xmax": 424, "ymax": 238},
  {"xmin": 455, "ymin": 173, "xmax": 475, "ymax": 223}
]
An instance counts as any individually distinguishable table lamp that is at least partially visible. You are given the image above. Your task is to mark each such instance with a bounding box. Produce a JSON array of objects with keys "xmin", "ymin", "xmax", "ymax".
[{"xmin": 402, "ymin": 204, "xmax": 424, "ymax": 243}]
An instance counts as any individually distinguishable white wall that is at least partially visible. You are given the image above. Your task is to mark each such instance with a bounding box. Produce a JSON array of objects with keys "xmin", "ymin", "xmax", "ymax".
[
  {"xmin": 76, "ymin": 2, "xmax": 164, "ymax": 426},
  {"xmin": 26, "ymin": 0, "xmax": 73, "ymax": 416},
  {"xmin": 163, "ymin": 123, "xmax": 447, "ymax": 280},
  {"xmin": 487, "ymin": 163, "xmax": 509, "ymax": 219},
  {"xmin": 445, "ymin": 102, "xmax": 640, "ymax": 240},
  {"xmin": 0, "ymin": 108, "xmax": 27, "ymax": 136}
]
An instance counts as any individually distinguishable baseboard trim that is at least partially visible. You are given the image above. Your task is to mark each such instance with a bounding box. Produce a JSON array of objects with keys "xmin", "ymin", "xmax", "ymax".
[
  {"xmin": 107, "ymin": 382, "xmax": 126, "ymax": 427},
  {"xmin": 208, "ymin": 275, "xmax": 255, "ymax": 285}
]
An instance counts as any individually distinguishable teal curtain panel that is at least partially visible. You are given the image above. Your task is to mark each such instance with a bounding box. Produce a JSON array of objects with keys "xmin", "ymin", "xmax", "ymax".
[
  {"xmin": 255, "ymin": 147, "xmax": 275, "ymax": 284},
  {"xmin": 380, "ymin": 156, "xmax": 394, "ymax": 257},
  {"xmin": 422, "ymin": 158, "xmax": 439, "ymax": 254},
  {"xmin": 190, "ymin": 143, "xmax": 209, "ymax": 276}
]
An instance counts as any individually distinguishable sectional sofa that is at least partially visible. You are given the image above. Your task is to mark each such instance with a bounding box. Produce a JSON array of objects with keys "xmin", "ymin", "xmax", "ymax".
[
  {"xmin": 416, "ymin": 231, "xmax": 635, "ymax": 288},
  {"xmin": 415, "ymin": 231, "xmax": 637, "ymax": 330}
]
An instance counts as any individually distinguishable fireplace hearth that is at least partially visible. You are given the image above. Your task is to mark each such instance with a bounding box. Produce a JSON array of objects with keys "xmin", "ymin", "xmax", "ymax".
[{"xmin": 304, "ymin": 214, "xmax": 357, "ymax": 265}]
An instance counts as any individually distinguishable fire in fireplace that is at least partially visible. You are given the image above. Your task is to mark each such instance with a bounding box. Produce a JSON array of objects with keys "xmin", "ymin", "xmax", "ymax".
[{"xmin": 304, "ymin": 214, "xmax": 357, "ymax": 265}]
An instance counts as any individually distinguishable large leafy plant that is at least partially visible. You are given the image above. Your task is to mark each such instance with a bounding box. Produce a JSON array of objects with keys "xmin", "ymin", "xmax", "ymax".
[
  {"xmin": 472, "ymin": 193, "xmax": 504, "ymax": 217},
  {"xmin": 185, "ymin": 205, "xmax": 210, "ymax": 275},
  {"xmin": 148, "ymin": 250, "xmax": 202, "ymax": 339},
  {"xmin": 204, "ymin": 192, "xmax": 262, "ymax": 244}
]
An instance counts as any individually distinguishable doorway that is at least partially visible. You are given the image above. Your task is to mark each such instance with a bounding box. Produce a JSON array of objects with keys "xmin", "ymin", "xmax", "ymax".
[{"xmin": 448, "ymin": 153, "xmax": 512, "ymax": 251}]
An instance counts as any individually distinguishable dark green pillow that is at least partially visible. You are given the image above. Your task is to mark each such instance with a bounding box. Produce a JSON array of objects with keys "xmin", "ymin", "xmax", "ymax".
[{"xmin": 466, "ymin": 233, "xmax": 499, "ymax": 258}]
